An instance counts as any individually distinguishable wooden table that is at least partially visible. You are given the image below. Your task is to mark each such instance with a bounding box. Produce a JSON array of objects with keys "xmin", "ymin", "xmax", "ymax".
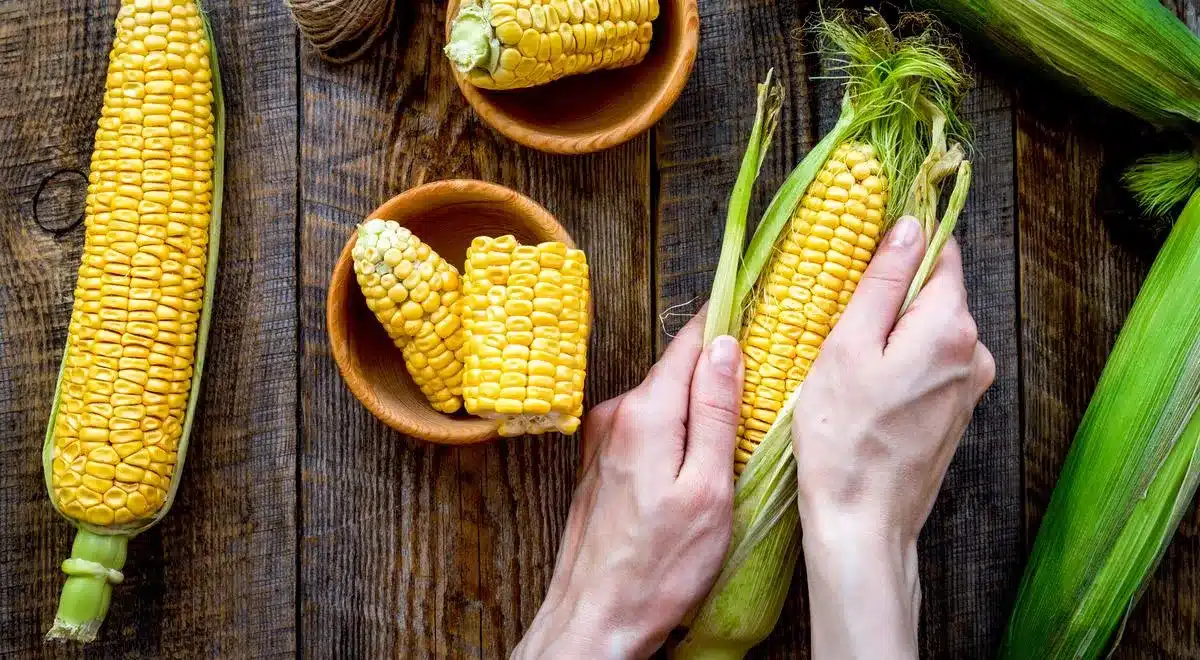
[{"xmin": 2, "ymin": 0, "xmax": 1198, "ymax": 657}]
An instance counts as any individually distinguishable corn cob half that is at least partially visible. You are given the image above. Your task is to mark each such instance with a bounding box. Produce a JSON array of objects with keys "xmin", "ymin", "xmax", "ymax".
[
  {"xmin": 42, "ymin": 0, "xmax": 224, "ymax": 642},
  {"xmin": 461, "ymin": 236, "xmax": 590, "ymax": 436},
  {"xmin": 444, "ymin": 0, "xmax": 657, "ymax": 90},
  {"xmin": 352, "ymin": 219, "xmax": 468, "ymax": 413},
  {"xmin": 736, "ymin": 141, "xmax": 886, "ymax": 473}
]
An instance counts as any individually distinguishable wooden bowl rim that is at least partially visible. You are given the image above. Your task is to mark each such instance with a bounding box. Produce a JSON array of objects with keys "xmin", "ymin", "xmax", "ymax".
[
  {"xmin": 444, "ymin": 0, "xmax": 700, "ymax": 155},
  {"xmin": 326, "ymin": 179, "xmax": 574, "ymax": 444}
]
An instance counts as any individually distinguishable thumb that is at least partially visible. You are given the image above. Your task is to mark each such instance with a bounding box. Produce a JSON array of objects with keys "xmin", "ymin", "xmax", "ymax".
[
  {"xmin": 679, "ymin": 335, "xmax": 743, "ymax": 483},
  {"xmin": 833, "ymin": 216, "xmax": 926, "ymax": 349}
]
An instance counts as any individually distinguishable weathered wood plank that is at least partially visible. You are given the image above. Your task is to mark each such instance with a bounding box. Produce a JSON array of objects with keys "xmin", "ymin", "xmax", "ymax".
[
  {"xmin": 0, "ymin": 0, "xmax": 299, "ymax": 656},
  {"xmin": 297, "ymin": 0, "xmax": 652, "ymax": 655},
  {"xmin": 916, "ymin": 71, "xmax": 1021, "ymax": 660}
]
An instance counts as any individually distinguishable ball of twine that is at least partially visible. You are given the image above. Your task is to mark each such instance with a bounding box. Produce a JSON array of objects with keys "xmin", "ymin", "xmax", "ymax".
[{"xmin": 286, "ymin": 0, "xmax": 397, "ymax": 64}]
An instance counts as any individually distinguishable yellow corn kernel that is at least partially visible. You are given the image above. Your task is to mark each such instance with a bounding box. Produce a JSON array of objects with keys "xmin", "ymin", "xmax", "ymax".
[
  {"xmin": 734, "ymin": 142, "xmax": 888, "ymax": 475},
  {"xmin": 50, "ymin": 0, "xmax": 213, "ymax": 528},
  {"xmin": 448, "ymin": 0, "xmax": 656, "ymax": 90},
  {"xmin": 462, "ymin": 236, "xmax": 590, "ymax": 436},
  {"xmin": 352, "ymin": 219, "xmax": 467, "ymax": 413}
]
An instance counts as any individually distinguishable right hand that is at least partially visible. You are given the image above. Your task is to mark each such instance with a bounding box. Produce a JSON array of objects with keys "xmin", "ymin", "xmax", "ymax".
[{"xmin": 791, "ymin": 216, "xmax": 994, "ymax": 658}]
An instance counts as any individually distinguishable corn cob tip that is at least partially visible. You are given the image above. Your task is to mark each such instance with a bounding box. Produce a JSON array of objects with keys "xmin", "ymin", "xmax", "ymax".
[{"xmin": 354, "ymin": 219, "xmax": 469, "ymax": 413}]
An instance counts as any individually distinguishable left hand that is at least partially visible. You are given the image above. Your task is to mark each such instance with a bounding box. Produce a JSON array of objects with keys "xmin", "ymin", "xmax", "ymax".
[{"xmin": 512, "ymin": 309, "xmax": 745, "ymax": 659}]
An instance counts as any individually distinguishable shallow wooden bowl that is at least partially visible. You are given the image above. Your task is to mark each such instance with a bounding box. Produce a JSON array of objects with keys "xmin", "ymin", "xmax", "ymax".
[
  {"xmin": 327, "ymin": 179, "xmax": 574, "ymax": 444},
  {"xmin": 445, "ymin": 0, "xmax": 699, "ymax": 154}
]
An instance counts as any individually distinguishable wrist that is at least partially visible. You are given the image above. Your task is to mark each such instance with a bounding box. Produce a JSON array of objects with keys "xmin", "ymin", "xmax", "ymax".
[
  {"xmin": 801, "ymin": 513, "xmax": 920, "ymax": 659},
  {"xmin": 513, "ymin": 587, "xmax": 665, "ymax": 660}
]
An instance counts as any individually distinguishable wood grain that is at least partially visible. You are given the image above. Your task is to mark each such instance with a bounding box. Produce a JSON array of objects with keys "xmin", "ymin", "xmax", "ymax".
[
  {"xmin": 0, "ymin": 0, "xmax": 299, "ymax": 656},
  {"xmin": 915, "ymin": 70, "xmax": 1021, "ymax": 660},
  {"xmin": 296, "ymin": 0, "xmax": 652, "ymax": 655}
]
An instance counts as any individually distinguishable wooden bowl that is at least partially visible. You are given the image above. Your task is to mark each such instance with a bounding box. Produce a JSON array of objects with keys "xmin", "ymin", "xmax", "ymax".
[
  {"xmin": 445, "ymin": 0, "xmax": 699, "ymax": 154},
  {"xmin": 327, "ymin": 180, "xmax": 574, "ymax": 444}
]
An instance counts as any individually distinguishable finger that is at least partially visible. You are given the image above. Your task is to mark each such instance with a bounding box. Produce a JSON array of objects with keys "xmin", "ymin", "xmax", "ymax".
[
  {"xmin": 628, "ymin": 304, "xmax": 708, "ymax": 436},
  {"xmin": 907, "ymin": 238, "xmax": 966, "ymax": 310},
  {"xmin": 579, "ymin": 396, "xmax": 620, "ymax": 474},
  {"xmin": 679, "ymin": 335, "xmax": 744, "ymax": 484},
  {"xmin": 644, "ymin": 303, "xmax": 708, "ymax": 390},
  {"xmin": 833, "ymin": 216, "xmax": 927, "ymax": 350},
  {"xmin": 970, "ymin": 341, "xmax": 996, "ymax": 400}
]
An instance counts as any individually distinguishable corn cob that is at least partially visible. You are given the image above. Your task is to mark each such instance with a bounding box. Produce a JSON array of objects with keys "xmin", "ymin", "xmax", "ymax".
[
  {"xmin": 735, "ymin": 141, "xmax": 887, "ymax": 473},
  {"xmin": 444, "ymin": 0, "xmax": 657, "ymax": 90},
  {"xmin": 461, "ymin": 235, "xmax": 589, "ymax": 435},
  {"xmin": 353, "ymin": 219, "xmax": 468, "ymax": 413},
  {"xmin": 44, "ymin": 0, "xmax": 224, "ymax": 643}
]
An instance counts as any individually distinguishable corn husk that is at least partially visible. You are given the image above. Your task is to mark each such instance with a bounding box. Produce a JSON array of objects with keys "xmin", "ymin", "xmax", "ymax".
[
  {"xmin": 43, "ymin": 9, "xmax": 225, "ymax": 643},
  {"xmin": 675, "ymin": 14, "xmax": 973, "ymax": 658},
  {"xmin": 1003, "ymin": 179, "xmax": 1200, "ymax": 659},
  {"xmin": 917, "ymin": 1, "xmax": 1200, "ymax": 656},
  {"xmin": 918, "ymin": 0, "xmax": 1200, "ymax": 128}
]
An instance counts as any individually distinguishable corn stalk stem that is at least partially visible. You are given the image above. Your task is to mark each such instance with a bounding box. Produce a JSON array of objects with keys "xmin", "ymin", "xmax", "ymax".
[{"xmin": 45, "ymin": 529, "xmax": 128, "ymax": 643}]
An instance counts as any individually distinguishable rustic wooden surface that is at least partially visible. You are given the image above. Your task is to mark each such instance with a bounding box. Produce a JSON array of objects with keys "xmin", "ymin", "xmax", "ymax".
[{"xmin": 0, "ymin": 0, "xmax": 1197, "ymax": 657}]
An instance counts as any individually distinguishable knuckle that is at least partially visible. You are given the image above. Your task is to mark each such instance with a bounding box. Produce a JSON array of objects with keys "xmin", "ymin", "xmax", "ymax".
[
  {"xmin": 692, "ymin": 389, "xmax": 739, "ymax": 423},
  {"xmin": 936, "ymin": 310, "xmax": 978, "ymax": 358},
  {"xmin": 976, "ymin": 345, "xmax": 997, "ymax": 391}
]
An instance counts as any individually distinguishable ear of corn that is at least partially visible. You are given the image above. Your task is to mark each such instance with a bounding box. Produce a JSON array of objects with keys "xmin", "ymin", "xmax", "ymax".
[
  {"xmin": 677, "ymin": 14, "xmax": 971, "ymax": 657},
  {"xmin": 916, "ymin": 1, "xmax": 1200, "ymax": 656},
  {"xmin": 1004, "ymin": 185, "xmax": 1200, "ymax": 658},
  {"xmin": 461, "ymin": 235, "xmax": 590, "ymax": 436},
  {"xmin": 918, "ymin": 0, "xmax": 1200, "ymax": 128},
  {"xmin": 42, "ymin": 0, "xmax": 223, "ymax": 642},
  {"xmin": 735, "ymin": 141, "xmax": 887, "ymax": 473},
  {"xmin": 353, "ymin": 219, "xmax": 468, "ymax": 413},
  {"xmin": 443, "ymin": 0, "xmax": 657, "ymax": 90}
]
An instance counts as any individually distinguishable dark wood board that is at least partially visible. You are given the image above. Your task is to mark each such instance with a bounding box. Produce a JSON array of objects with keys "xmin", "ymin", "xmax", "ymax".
[
  {"xmin": 0, "ymin": 0, "xmax": 299, "ymax": 657},
  {"xmin": 295, "ymin": 0, "xmax": 652, "ymax": 656},
  {"xmin": 1, "ymin": 0, "xmax": 1199, "ymax": 657}
]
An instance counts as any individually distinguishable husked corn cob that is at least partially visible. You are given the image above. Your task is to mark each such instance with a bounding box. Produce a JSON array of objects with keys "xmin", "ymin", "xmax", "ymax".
[
  {"xmin": 461, "ymin": 235, "xmax": 590, "ymax": 435},
  {"xmin": 444, "ymin": 0, "xmax": 657, "ymax": 90},
  {"xmin": 49, "ymin": 0, "xmax": 216, "ymax": 527},
  {"xmin": 735, "ymin": 141, "xmax": 887, "ymax": 473},
  {"xmin": 353, "ymin": 219, "xmax": 468, "ymax": 413}
]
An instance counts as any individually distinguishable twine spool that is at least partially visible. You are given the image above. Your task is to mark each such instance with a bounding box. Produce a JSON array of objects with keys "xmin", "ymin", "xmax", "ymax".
[{"xmin": 286, "ymin": 0, "xmax": 397, "ymax": 64}]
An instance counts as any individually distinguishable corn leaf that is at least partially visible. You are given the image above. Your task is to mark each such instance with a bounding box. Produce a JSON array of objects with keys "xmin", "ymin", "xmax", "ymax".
[
  {"xmin": 1003, "ymin": 191, "xmax": 1200, "ymax": 658},
  {"xmin": 918, "ymin": 0, "xmax": 1200, "ymax": 128}
]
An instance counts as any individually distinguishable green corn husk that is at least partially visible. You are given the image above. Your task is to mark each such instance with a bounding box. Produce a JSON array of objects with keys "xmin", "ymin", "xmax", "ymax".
[
  {"xmin": 916, "ymin": 0, "xmax": 1200, "ymax": 128},
  {"xmin": 1003, "ymin": 175, "xmax": 1200, "ymax": 659},
  {"xmin": 916, "ymin": 1, "xmax": 1200, "ymax": 656},
  {"xmin": 42, "ymin": 9, "xmax": 225, "ymax": 643},
  {"xmin": 675, "ymin": 14, "xmax": 973, "ymax": 658}
]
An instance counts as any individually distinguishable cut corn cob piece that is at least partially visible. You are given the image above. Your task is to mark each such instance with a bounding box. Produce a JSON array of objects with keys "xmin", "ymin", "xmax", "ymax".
[
  {"xmin": 353, "ymin": 219, "xmax": 468, "ymax": 413},
  {"xmin": 461, "ymin": 235, "xmax": 590, "ymax": 435},
  {"xmin": 444, "ymin": 0, "xmax": 657, "ymax": 90},
  {"xmin": 48, "ymin": 0, "xmax": 218, "ymax": 529},
  {"xmin": 735, "ymin": 141, "xmax": 887, "ymax": 474},
  {"xmin": 43, "ymin": 0, "xmax": 225, "ymax": 643}
]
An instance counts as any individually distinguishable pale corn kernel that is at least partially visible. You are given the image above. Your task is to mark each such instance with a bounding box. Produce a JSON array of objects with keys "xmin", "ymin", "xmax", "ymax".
[{"xmin": 352, "ymin": 219, "xmax": 468, "ymax": 413}]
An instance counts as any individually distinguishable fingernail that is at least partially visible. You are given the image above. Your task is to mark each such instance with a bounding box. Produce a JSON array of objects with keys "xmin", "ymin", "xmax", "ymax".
[
  {"xmin": 888, "ymin": 216, "xmax": 921, "ymax": 248},
  {"xmin": 709, "ymin": 336, "xmax": 741, "ymax": 377}
]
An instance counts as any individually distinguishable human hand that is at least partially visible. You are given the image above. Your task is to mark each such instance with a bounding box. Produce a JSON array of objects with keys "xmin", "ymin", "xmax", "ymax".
[
  {"xmin": 512, "ymin": 309, "xmax": 744, "ymax": 660},
  {"xmin": 792, "ymin": 217, "xmax": 994, "ymax": 658}
]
